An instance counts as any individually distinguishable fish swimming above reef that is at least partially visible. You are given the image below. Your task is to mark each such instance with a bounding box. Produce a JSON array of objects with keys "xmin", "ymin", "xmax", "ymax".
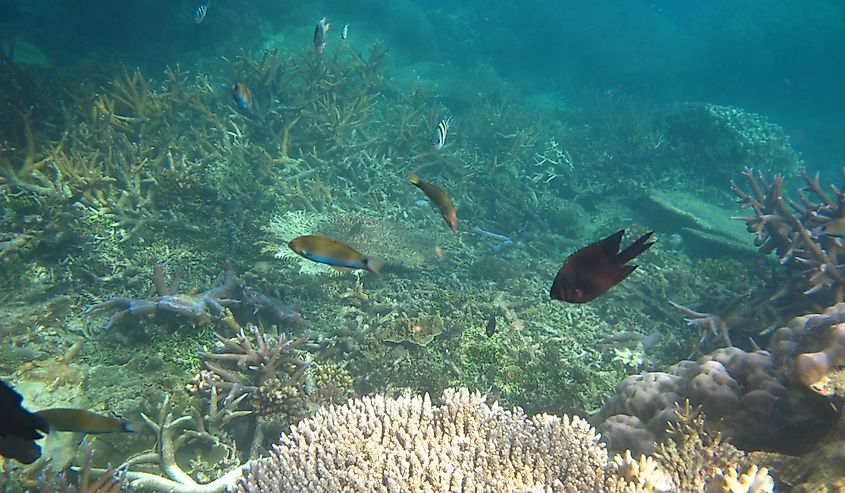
[
  {"xmin": 288, "ymin": 235, "xmax": 385, "ymax": 275},
  {"xmin": 232, "ymin": 82, "xmax": 253, "ymax": 110},
  {"xmin": 0, "ymin": 381, "xmax": 141, "ymax": 464},
  {"xmin": 314, "ymin": 17, "xmax": 330, "ymax": 54},
  {"xmin": 409, "ymin": 173, "xmax": 458, "ymax": 232},
  {"xmin": 193, "ymin": 0, "xmax": 210, "ymax": 24},
  {"xmin": 341, "ymin": 24, "xmax": 349, "ymax": 40},
  {"xmin": 35, "ymin": 408, "xmax": 143, "ymax": 434},
  {"xmin": 550, "ymin": 230, "xmax": 655, "ymax": 303},
  {"xmin": 0, "ymin": 380, "xmax": 48, "ymax": 464},
  {"xmin": 431, "ymin": 116, "xmax": 453, "ymax": 150}
]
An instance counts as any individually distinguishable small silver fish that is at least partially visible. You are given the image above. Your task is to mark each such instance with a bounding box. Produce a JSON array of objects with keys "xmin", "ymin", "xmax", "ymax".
[
  {"xmin": 193, "ymin": 1, "xmax": 209, "ymax": 24},
  {"xmin": 314, "ymin": 17, "xmax": 330, "ymax": 54},
  {"xmin": 341, "ymin": 24, "xmax": 349, "ymax": 40},
  {"xmin": 431, "ymin": 116, "xmax": 452, "ymax": 150}
]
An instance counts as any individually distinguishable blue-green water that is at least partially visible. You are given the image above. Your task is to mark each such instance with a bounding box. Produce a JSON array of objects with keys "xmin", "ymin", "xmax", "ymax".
[{"xmin": 0, "ymin": 1, "xmax": 843, "ymax": 491}]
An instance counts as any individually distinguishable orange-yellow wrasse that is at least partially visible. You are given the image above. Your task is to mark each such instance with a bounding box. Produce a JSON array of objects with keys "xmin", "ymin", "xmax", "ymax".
[
  {"xmin": 409, "ymin": 173, "xmax": 458, "ymax": 232},
  {"xmin": 288, "ymin": 235, "xmax": 384, "ymax": 275},
  {"xmin": 232, "ymin": 82, "xmax": 253, "ymax": 110},
  {"xmin": 314, "ymin": 17, "xmax": 330, "ymax": 54},
  {"xmin": 34, "ymin": 408, "xmax": 142, "ymax": 434}
]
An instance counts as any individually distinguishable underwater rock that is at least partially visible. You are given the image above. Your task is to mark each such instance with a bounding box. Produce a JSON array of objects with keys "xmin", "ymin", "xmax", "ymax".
[{"xmin": 643, "ymin": 189, "xmax": 756, "ymax": 257}]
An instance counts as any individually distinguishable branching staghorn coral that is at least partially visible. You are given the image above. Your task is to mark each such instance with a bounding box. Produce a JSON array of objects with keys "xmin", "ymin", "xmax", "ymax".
[
  {"xmin": 732, "ymin": 166, "xmax": 845, "ymax": 310},
  {"xmin": 233, "ymin": 388, "xmax": 775, "ymax": 493},
  {"xmin": 652, "ymin": 401, "xmax": 746, "ymax": 492},
  {"xmin": 668, "ymin": 290, "xmax": 753, "ymax": 352},
  {"xmin": 89, "ymin": 395, "xmax": 246, "ymax": 493},
  {"xmin": 198, "ymin": 323, "xmax": 311, "ymax": 405}
]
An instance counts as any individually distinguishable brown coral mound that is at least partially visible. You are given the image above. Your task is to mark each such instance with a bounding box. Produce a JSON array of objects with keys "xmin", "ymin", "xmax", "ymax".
[{"xmin": 237, "ymin": 388, "xmax": 614, "ymax": 492}]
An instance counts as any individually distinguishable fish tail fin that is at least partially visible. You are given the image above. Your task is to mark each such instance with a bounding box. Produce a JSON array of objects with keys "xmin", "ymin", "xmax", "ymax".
[
  {"xmin": 364, "ymin": 256, "xmax": 385, "ymax": 276},
  {"xmin": 617, "ymin": 231, "xmax": 655, "ymax": 265},
  {"xmin": 408, "ymin": 173, "xmax": 420, "ymax": 186},
  {"xmin": 122, "ymin": 420, "xmax": 144, "ymax": 433}
]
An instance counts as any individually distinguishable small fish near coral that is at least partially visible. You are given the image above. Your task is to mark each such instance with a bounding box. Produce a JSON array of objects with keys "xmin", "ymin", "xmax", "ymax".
[
  {"xmin": 409, "ymin": 173, "xmax": 458, "ymax": 232},
  {"xmin": 288, "ymin": 235, "xmax": 385, "ymax": 275},
  {"xmin": 431, "ymin": 116, "xmax": 453, "ymax": 150},
  {"xmin": 314, "ymin": 17, "xmax": 330, "ymax": 54},
  {"xmin": 232, "ymin": 82, "xmax": 253, "ymax": 111},
  {"xmin": 550, "ymin": 229, "xmax": 655, "ymax": 303},
  {"xmin": 193, "ymin": 0, "xmax": 210, "ymax": 24}
]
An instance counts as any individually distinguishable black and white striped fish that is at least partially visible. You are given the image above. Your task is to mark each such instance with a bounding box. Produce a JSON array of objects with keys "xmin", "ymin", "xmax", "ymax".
[
  {"xmin": 193, "ymin": 1, "xmax": 210, "ymax": 24},
  {"xmin": 431, "ymin": 116, "xmax": 452, "ymax": 150}
]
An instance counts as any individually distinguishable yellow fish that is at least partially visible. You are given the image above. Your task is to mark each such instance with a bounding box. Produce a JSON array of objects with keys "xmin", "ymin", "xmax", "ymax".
[
  {"xmin": 409, "ymin": 173, "xmax": 458, "ymax": 232},
  {"xmin": 288, "ymin": 235, "xmax": 384, "ymax": 275}
]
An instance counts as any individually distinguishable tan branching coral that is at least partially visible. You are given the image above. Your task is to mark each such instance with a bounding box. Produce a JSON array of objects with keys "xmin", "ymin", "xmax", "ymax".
[
  {"xmin": 610, "ymin": 450, "xmax": 674, "ymax": 492},
  {"xmin": 705, "ymin": 465, "xmax": 774, "ymax": 493},
  {"xmin": 652, "ymin": 402, "xmax": 745, "ymax": 492},
  {"xmin": 236, "ymin": 388, "xmax": 611, "ymax": 492}
]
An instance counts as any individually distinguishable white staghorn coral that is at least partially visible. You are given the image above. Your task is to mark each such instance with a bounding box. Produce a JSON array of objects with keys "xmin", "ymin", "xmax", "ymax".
[{"xmin": 236, "ymin": 388, "xmax": 612, "ymax": 492}]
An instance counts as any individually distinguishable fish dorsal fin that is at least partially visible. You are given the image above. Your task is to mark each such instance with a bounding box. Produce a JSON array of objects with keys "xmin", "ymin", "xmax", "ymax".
[{"xmin": 602, "ymin": 229, "xmax": 626, "ymax": 256}]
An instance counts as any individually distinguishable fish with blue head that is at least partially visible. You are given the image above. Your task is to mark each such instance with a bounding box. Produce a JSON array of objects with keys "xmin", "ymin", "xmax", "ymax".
[
  {"xmin": 232, "ymin": 82, "xmax": 253, "ymax": 111},
  {"xmin": 289, "ymin": 235, "xmax": 384, "ymax": 275}
]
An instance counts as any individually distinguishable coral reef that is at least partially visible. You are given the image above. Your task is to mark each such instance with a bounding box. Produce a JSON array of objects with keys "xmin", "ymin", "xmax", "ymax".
[
  {"xmin": 88, "ymin": 394, "xmax": 245, "ymax": 493},
  {"xmin": 86, "ymin": 267, "xmax": 306, "ymax": 331},
  {"xmin": 732, "ymin": 167, "xmax": 845, "ymax": 311},
  {"xmin": 236, "ymin": 388, "xmax": 611, "ymax": 492},
  {"xmin": 596, "ymin": 302, "xmax": 845, "ymax": 462},
  {"xmin": 235, "ymin": 388, "xmax": 769, "ymax": 493}
]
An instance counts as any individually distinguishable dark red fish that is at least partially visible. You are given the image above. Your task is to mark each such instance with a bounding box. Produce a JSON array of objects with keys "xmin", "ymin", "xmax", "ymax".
[{"xmin": 550, "ymin": 230, "xmax": 655, "ymax": 303}]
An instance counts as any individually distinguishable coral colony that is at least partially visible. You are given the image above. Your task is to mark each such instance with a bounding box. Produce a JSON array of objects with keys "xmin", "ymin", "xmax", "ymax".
[{"xmin": 1, "ymin": 17, "xmax": 844, "ymax": 493}]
